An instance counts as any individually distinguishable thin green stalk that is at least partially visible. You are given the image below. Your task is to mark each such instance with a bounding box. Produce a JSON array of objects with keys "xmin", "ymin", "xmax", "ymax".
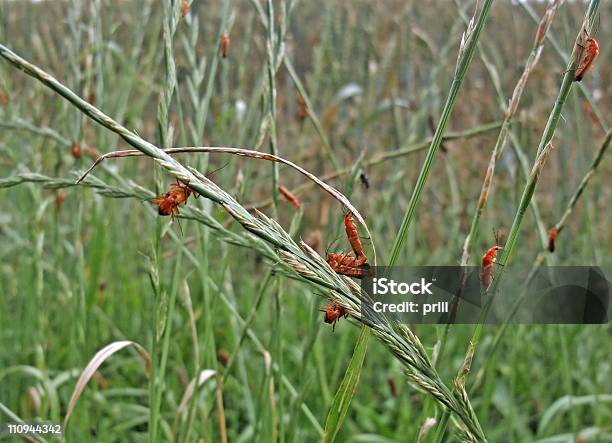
[
  {"xmin": 67, "ymin": 0, "xmax": 82, "ymax": 140},
  {"xmin": 266, "ymin": 0, "xmax": 281, "ymax": 217},
  {"xmin": 472, "ymin": 129, "xmax": 610, "ymax": 380},
  {"xmin": 499, "ymin": 0, "xmax": 600, "ymax": 267},
  {"xmin": 409, "ymin": 4, "xmax": 500, "ymax": 433},
  {"xmin": 507, "ymin": 132, "xmax": 549, "ymax": 250},
  {"xmin": 459, "ymin": 0, "xmax": 561, "ymax": 266},
  {"xmin": 519, "ymin": 0, "xmax": 608, "ymax": 131},
  {"xmin": 148, "ymin": 246, "xmax": 163, "ymax": 443},
  {"xmin": 554, "ymin": 130, "xmax": 611, "ymax": 236},
  {"xmin": 387, "ymin": 0, "xmax": 494, "ymax": 267},
  {"xmin": 454, "ymin": 5, "xmax": 600, "ymax": 424},
  {"xmin": 151, "ymin": 2, "xmax": 181, "ymax": 441},
  {"xmin": 273, "ymin": 279, "xmax": 283, "ymax": 443},
  {"xmin": 213, "ymin": 277, "xmax": 325, "ymax": 437},
  {"xmin": 432, "ymin": 11, "xmax": 563, "ymax": 431},
  {"xmin": 181, "ymin": 282, "xmax": 201, "ymax": 443},
  {"xmin": 0, "ymin": 118, "xmax": 71, "ymax": 145},
  {"xmin": 459, "ymin": 140, "xmax": 555, "ymax": 392},
  {"xmin": 406, "ymin": 8, "xmax": 469, "ymax": 149},
  {"xmin": 179, "ymin": 4, "xmax": 233, "ymax": 440},
  {"xmin": 65, "ymin": 1, "xmax": 89, "ymax": 380},
  {"xmin": 221, "ymin": 272, "xmax": 274, "ymax": 382},
  {"xmin": 262, "ymin": 0, "xmax": 293, "ymax": 220},
  {"xmin": 152, "ymin": 250, "xmax": 184, "ymax": 443}
]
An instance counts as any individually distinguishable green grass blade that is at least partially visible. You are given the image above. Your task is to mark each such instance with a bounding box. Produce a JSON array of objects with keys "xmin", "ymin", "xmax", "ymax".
[{"xmin": 322, "ymin": 325, "xmax": 369, "ymax": 443}]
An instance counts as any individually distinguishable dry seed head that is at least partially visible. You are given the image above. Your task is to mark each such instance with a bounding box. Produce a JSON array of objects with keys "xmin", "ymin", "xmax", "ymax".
[
  {"xmin": 532, "ymin": 142, "xmax": 555, "ymax": 178},
  {"xmin": 478, "ymin": 159, "xmax": 495, "ymax": 209},
  {"xmin": 535, "ymin": 0, "xmax": 561, "ymax": 46},
  {"xmin": 459, "ymin": 6, "xmax": 478, "ymax": 56},
  {"xmin": 532, "ymin": 45, "xmax": 544, "ymax": 67},
  {"xmin": 459, "ymin": 31, "xmax": 467, "ymax": 55},
  {"xmin": 534, "ymin": 14, "xmax": 548, "ymax": 46}
]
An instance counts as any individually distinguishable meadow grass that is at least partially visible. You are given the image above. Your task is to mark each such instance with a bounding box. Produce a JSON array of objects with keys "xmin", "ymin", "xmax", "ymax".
[{"xmin": 0, "ymin": 1, "xmax": 611, "ymax": 442}]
